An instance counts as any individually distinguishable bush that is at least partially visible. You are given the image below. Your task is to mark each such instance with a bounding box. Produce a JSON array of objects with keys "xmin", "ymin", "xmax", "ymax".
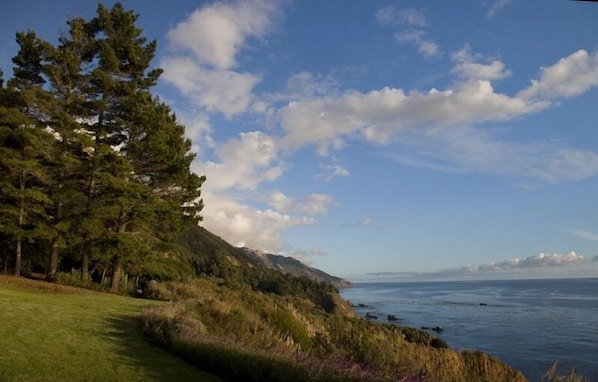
[{"xmin": 55, "ymin": 272, "xmax": 106, "ymax": 291}]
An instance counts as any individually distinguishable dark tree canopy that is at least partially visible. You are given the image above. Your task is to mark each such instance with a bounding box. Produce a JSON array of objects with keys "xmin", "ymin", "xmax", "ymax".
[{"xmin": 0, "ymin": 3, "xmax": 205, "ymax": 290}]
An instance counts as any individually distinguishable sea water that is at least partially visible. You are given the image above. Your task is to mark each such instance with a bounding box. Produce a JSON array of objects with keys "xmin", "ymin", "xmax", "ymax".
[{"xmin": 340, "ymin": 278, "xmax": 598, "ymax": 381}]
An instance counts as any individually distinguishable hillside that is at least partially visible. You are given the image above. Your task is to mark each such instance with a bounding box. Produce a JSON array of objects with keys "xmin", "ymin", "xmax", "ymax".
[
  {"xmin": 239, "ymin": 247, "xmax": 352, "ymax": 288},
  {"xmin": 178, "ymin": 226, "xmax": 350, "ymax": 288}
]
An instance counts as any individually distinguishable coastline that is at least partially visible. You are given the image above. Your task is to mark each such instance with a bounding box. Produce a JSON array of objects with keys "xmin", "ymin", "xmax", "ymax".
[{"xmin": 340, "ymin": 278, "xmax": 598, "ymax": 381}]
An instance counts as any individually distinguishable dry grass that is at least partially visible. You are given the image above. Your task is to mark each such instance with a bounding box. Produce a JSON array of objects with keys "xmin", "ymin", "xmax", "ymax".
[
  {"xmin": 541, "ymin": 362, "xmax": 592, "ymax": 382},
  {"xmin": 140, "ymin": 279, "xmax": 529, "ymax": 382}
]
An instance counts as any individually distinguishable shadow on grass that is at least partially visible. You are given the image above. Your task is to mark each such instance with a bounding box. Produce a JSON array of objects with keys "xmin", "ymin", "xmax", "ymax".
[{"xmin": 103, "ymin": 313, "xmax": 222, "ymax": 382}]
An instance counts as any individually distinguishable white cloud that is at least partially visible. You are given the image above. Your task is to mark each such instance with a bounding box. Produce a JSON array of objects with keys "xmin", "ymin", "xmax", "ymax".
[
  {"xmin": 518, "ymin": 49, "xmax": 598, "ymax": 101},
  {"xmin": 200, "ymin": 191, "xmax": 314, "ymax": 253},
  {"xmin": 487, "ymin": 0, "xmax": 510, "ymax": 19},
  {"xmin": 317, "ymin": 163, "xmax": 351, "ymax": 181},
  {"xmin": 368, "ymin": 251, "xmax": 592, "ymax": 279},
  {"xmin": 571, "ymin": 230, "xmax": 598, "ymax": 242},
  {"xmin": 375, "ymin": 6, "xmax": 428, "ymax": 27},
  {"xmin": 163, "ymin": 0, "xmax": 284, "ymax": 118},
  {"xmin": 466, "ymin": 252, "xmax": 586, "ymax": 272},
  {"xmin": 161, "ymin": 57, "xmax": 261, "ymax": 118},
  {"xmin": 268, "ymin": 191, "xmax": 334, "ymax": 215},
  {"xmin": 280, "ymin": 80, "xmax": 542, "ymax": 151},
  {"xmin": 194, "ymin": 131, "xmax": 284, "ymax": 191},
  {"xmin": 276, "ymin": 49, "xmax": 598, "ymax": 185},
  {"xmin": 451, "ymin": 45, "xmax": 512, "ymax": 80},
  {"xmin": 395, "ymin": 30, "xmax": 440, "ymax": 58},
  {"xmin": 375, "ymin": 6, "xmax": 437, "ymax": 59},
  {"xmin": 393, "ymin": 126, "xmax": 598, "ymax": 183},
  {"xmin": 167, "ymin": 0, "xmax": 282, "ymax": 70}
]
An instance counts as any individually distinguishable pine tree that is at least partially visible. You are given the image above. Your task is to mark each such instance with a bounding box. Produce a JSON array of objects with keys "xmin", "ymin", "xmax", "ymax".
[
  {"xmin": 82, "ymin": 4, "xmax": 205, "ymax": 290},
  {"xmin": 0, "ymin": 39, "xmax": 54, "ymax": 276},
  {"xmin": 1, "ymin": 3, "xmax": 206, "ymax": 287},
  {"xmin": 39, "ymin": 17, "xmax": 95, "ymax": 281}
]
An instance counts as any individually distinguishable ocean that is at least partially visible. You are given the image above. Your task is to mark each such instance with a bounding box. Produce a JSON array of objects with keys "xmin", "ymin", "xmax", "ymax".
[{"xmin": 340, "ymin": 278, "xmax": 598, "ymax": 381}]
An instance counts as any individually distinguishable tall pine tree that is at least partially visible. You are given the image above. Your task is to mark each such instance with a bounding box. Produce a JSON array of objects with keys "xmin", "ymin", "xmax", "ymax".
[
  {"xmin": 0, "ymin": 32, "xmax": 54, "ymax": 276},
  {"xmin": 0, "ymin": 3, "xmax": 205, "ymax": 288}
]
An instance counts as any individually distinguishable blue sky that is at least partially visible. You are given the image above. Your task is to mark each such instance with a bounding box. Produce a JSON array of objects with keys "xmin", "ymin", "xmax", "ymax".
[{"xmin": 2, "ymin": 0, "xmax": 598, "ymax": 281}]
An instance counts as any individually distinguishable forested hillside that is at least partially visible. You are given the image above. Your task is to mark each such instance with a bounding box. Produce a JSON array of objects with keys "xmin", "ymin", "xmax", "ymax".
[{"xmin": 0, "ymin": 4, "xmax": 205, "ymax": 291}]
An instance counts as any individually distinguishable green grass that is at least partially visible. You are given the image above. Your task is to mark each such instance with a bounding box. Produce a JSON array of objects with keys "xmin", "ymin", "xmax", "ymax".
[{"xmin": 0, "ymin": 276, "xmax": 221, "ymax": 382}]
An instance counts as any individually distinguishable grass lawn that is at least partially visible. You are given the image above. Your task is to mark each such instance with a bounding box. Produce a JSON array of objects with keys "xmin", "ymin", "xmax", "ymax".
[{"xmin": 0, "ymin": 275, "xmax": 221, "ymax": 382}]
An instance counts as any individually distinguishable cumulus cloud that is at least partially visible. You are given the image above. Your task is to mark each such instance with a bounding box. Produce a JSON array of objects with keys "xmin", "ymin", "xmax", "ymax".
[
  {"xmin": 279, "ymin": 49, "xmax": 598, "ymax": 183},
  {"xmin": 279, "ymin": 80, "xmax": 543, "ymax": 151},
  {"xmin": 194, "ymin": 131, "xmax": 284, "ymax": 191},
  {"xmin": 163, "ymin": 0, "xmax": 283, "ymax": 118},
  {"xmin": 518, "ymin": 49, "xmax": 598, "ymax": 101},
  {"xmin": 162, "ymin": 57, "xmax": 261, "ymax": 118},
  {"xmin": 451, "ymin": 45, "xmax": 512, "ymax": 80},
  {"xmin": 200, "ymin": 190, "xmax": 315, "ymax": 253},
  {"xmin": 166, "ymin": 0, "xmax": 282, "ymax": 70}
]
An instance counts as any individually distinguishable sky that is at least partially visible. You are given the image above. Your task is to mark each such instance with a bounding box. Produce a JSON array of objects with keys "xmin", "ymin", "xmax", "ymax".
[{"xmin": 1, "ymin": 0, "xmax": 597, "ymax": 281}]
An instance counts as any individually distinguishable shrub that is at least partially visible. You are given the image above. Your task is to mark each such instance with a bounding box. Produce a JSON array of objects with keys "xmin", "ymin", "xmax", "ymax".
[{"xmin": 55, "ymin": 272, "xmax": 106, "ymax": 291}]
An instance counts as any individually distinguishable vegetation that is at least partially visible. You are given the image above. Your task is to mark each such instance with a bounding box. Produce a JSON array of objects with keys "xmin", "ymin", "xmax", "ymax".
[
  {"xmin": 0, "ymin": 275, "xmax": 220, "ymax": 381},
  {"xmin": 0, "ymin": 3, "xmax": 205, "ymax": 290},
  {"xmin": 140, "ymin": 278, "xmax": 527, "ymax": 382}
]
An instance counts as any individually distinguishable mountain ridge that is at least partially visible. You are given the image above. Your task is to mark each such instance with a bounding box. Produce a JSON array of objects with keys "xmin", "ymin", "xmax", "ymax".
[
  {"xmin": 177, "ymin": 226, "xmax": 351, "ymax": 289},
  {"xmin": 238, "ymin": 247, "xmax": 352, "ymax": 288}
]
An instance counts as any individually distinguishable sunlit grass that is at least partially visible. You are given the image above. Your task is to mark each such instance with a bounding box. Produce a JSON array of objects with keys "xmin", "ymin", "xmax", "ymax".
[{"xmin": 0, "ymin": 275, "xmax": 220, "ymax": 382}]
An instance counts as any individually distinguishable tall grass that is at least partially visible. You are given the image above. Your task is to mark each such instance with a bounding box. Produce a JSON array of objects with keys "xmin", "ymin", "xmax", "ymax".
[
  {"xmin": 140, "ymin": 279, "xmax": 530, "ymax": 382},
  {"xmin": 541, "ymin": 363, "xmax": 592, "ymax": 382}
]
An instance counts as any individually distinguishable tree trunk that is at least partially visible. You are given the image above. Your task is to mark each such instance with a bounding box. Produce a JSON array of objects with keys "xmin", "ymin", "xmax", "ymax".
[
  {"xmin": 14, "ymin": 240, "xmax": 22, "ymax": 277},
  {"xmin": 15, "ymin": 175, "xmax": 25, "ymax": 277},
  {"xmin": 110, "ymin": 255, "xmax": 122, "ymax": 292},
  {"xmin": 81, "ymin": 253, "xmax": 89, "ymax": 281},
  {"xmin": 47, "ymin": 200, "xmax": 62, "ymax": 281},
  {"xmin": 46, "ymin": 237, "xmax": 59, "ymax": 281}
]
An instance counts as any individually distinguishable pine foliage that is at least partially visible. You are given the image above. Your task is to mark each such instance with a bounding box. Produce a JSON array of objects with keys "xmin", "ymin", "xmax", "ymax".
[{"xmin": 0, "ymin": 3, "xmax": 205, "ymax": 290}]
